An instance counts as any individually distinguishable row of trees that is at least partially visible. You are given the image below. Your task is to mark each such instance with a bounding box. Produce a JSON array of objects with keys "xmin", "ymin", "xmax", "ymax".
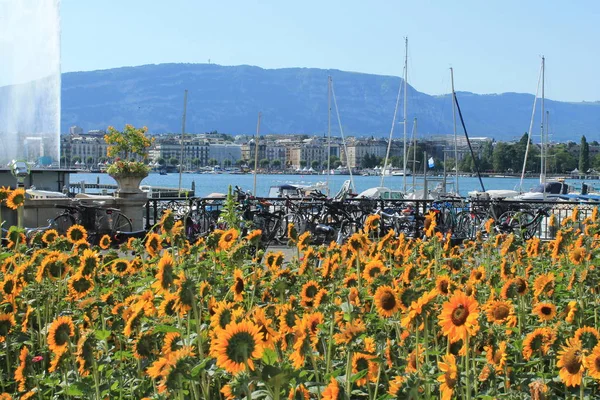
[{"xmin": 458, "ymin": 135, "xmax": 598, "ymax": 174}]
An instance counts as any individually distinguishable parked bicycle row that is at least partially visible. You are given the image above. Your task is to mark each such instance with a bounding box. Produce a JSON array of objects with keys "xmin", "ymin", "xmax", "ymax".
[{"xmin": 147, "ymin": 189, "xmax": 598, "ymax": 247}]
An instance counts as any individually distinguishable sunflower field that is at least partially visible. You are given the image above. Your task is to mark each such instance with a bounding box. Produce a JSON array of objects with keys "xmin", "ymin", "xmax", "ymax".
[{"xmin": 0, "ymin": 192, "xmax": 599, "ymax": 399}]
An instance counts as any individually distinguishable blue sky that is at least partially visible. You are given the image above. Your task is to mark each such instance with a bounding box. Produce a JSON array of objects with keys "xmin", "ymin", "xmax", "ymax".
[{"xmin": 59, "ymin": 0, "xmax": 599, "ymax": 102}]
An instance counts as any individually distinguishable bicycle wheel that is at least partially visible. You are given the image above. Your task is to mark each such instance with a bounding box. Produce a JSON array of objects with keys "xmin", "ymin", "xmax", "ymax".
[
  {"xmin": 455, "ymin": 211, "xmax": 482, "ymax": 239},
  {"xmin": 498, "ymin": 211, "xmax": 535, "ymax": 239},
  {"xmin": 113, "ymin": 213, "xmax": 133, "ymax": 233},
  {"xmin": 52, "ymin": 214, "xmax": 76, "ymax": 235}
]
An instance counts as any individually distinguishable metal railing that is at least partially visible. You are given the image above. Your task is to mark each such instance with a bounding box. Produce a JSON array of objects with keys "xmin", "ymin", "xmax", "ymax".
[{"xmin": 144, "ymin": 196, "xmax": 600, "ymax": 240}]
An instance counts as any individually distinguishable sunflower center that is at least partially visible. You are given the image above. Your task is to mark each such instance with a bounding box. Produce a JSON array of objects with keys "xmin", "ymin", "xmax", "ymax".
[
  {"xmin": 563, "ymin": 350, "xmax": 582, "ymax": 374},
  {"xmin": 444, "ymin": 371, "xmax": 457, "ymax": 388},
  {"xmin": 54, "ymin": 324, "xmax": 72, "ymax": 346},
  {"xmin": 356, "ymin": 357, "xmax": 369, "ymax": 371},
  {"xmin": 515, "ymin": 278, "xmax": 527, "ymax": 294},
  {"xmin": 305, "ymin": 285, "xmax": 318, "ymax": 298},
  {"xmin": 73, "ymin": 277, "xmax": 92, "ymax": 293},
  {"xmin": 594, "ymin": 357, "xmax": 600, "ymax": 371},
  {"xmin": 225, "ymin": 332, "xmax": 256, "ymax": 363},
  {"xmin": 223, "ymin": 233, "xmax": 234, "ymax": 242},
  {"xmin": 285, "ymin": 310, "xmax": 296, "ymax": 328},
  {"xmin": 234, "ymin": 278, "xmax": 244, "ymax": 294},
  {"xmin": 541, "ymin": 306, "xmax": 552, "ymax": 316},
  {"xmin": 450, "ymin": 304, "xmax": 469, "ymax": 326},
  {"xmin": 439, "ymin": 281, "xmax": 449, "ymax": 294},
  {"xmin": 492, "ymin": 304, "xmax": 510, "ymax": 320},
  {"xmin": 369, "ymin": 267, "xmax": 381, "ymax": 277},
  {"xmin": 219, "ymin": 310, "xmax": 232, "ymax": 329},
  {"xmin": 3, "ymin": 280, "xmax": 14, "ymax": 294},
  {"xmin": 473, "ymin": 271, "xmax": 482, "ymax": 279},
  {"xmin": 0, "ymin": 320, "xmax": 12, "ymax": 336},
  {"xmin": 493, "ymin": 350, "xmax": 503, "ymax": 364},
  {"xmin": 380, "ymin": 291, "xmax": 397, "ymax": 311},
  {"xmin": 48, "ymin": 260, "xmax": 66, "ymax": 278}
]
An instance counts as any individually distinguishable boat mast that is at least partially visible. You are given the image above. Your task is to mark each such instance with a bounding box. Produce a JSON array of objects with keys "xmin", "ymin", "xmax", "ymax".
[
  {"xmin": 326, "ymin": 76, "xmax": 332, "ymax": 195},
  {"xmin": 178, "ymin": 89, "xmax": 188, "ymax": 195},
  {"xmin": 253, "ymin": 112, "xmax": 261, "ymax": 196},
  {"xmin": 380, "ymin": 44, "xmax": 405, "ymax": 188},
  {"xmin": 519, "ymin": 60, "xmax": 543, "ymax": 192},
  {"xmin": 412, "ymin": 118, "xmax": 417, "ymax": 191},
  {"xmin": 331, "ymin": 78, "xmax": 355, "ymax": 192},
  {"xmin": 540, "ymin": 57, "xmax": 546, "ymax": 201},
  {"xmin": 402, "ymin": 37, "xmax": 408, "ymax": 193},
  {"xmin": 450, "ymin": 68, "xmax": 459, "ymax": 195}
]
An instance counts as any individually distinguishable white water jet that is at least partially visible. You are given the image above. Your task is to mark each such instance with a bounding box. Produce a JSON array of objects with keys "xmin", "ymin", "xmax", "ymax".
[{"xmin": 0, "ymin": 0, "xmax": 61, "ymax": 166}]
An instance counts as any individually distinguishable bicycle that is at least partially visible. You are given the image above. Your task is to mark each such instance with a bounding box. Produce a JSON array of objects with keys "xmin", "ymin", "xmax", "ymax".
[
  {"xmin": 496, "ymin": 206, "xmax": 552, "ymax": 240},
  {"xmin": 51, "ymin": 201, "xmax": 133, "ymax": 245}
]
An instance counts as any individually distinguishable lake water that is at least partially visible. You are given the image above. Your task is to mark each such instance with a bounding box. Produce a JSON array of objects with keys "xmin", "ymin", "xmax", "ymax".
[{"xmin": 71, "ymin": 172, "xmax": 595, "ymax": 198}]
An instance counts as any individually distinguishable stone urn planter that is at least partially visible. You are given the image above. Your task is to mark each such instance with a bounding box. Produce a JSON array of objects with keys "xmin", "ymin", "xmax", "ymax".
[{"xmin": 110, "ymin": 173, "xmax": 147, "ymax": 197}]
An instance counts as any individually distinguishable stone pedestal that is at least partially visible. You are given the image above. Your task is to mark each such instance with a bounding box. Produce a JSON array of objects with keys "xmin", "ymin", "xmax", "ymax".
[{"xmin": 110, "ymin": 174, "xmax": 147, "ymax": 197}]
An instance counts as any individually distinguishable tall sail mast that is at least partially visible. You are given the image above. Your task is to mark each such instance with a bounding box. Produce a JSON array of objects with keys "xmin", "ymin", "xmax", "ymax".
[
  {"xmin": 380, "ymin": 45, "xmax": 405, "ymax": 188},
  {"xmin": 402, "ymin": 37, "xmax": 408, "ymax": 193},
  {"xmin": 253, "ymin": 112, "xmax": 261, "ymax": 196},
  {"xmin": 178, "ymin": 89, "xmax": 188, "ymax": 195},
  {"xmin": 326, "ymin": 76, "xmax": 332, "ymax": 195},
  {"xmin": 450, "ymin": 68, "xmax": 459, "ymax": 195},
  {"xmin": 540, "ymin": 56, "xmax": 546, "ymax": 188}
]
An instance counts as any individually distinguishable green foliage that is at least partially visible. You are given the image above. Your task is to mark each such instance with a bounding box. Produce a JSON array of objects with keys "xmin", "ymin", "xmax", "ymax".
[{"xmin": 104, "ymin": 124, "xmax": 154, "ymax": 160}]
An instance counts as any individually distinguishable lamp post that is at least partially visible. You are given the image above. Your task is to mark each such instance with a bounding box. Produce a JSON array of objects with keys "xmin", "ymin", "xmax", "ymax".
[{"xmin": 9, "ymin": 160, "xmax": 30, "ymax": 228}]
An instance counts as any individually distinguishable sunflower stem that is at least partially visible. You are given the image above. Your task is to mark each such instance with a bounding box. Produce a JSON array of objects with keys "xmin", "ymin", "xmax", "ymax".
[
  {"xmin": 345, "ymin": 349, "xmax": 352, "ymax": 397},
  {"xmin": 465, "ymin": 332, "xmax": 471, "ymax": 400}
]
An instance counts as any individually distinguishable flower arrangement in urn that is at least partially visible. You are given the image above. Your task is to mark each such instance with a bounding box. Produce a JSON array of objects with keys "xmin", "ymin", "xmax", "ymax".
[{"xmin": 104, "ymin": 125, "xmax": 154, "ymax": 194}]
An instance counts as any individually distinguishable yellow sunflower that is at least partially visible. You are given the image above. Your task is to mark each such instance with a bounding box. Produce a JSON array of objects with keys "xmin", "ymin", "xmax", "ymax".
[
  {"xmin": 485, "ymin": 341, "xmax": 507, "ymax": 373},
  {"xmin": 145, "ymin": 232, "xmax": 163, "ymax": 257},
  {"xmin": 210, "ymin": 320, "xmax": 264, "ymax": 374},
  {"xmin": 42, "ymin": 229, "xmax": 59, "ymax": 245},
  {"xmin": 152, "ymin": 252, "xmax": 175, "ymax": 294},
  {"xmin": 352, "ymin": 351, "xmax": 378, "ymax": 386},
  {"xmin": 362, "ymin": 259, "xmax": 388, "ymax": 284},
  {"xmin": 584, "ymin": 344, "xmax": 600, "ymax": 380},
  {"xmin": 373, "ymin": 285, "xmax": 401, "ymax": 318},
  {"xmin": 75, "ymin": 331, "xmax": 96, "ymax": 377},
  {"xmin": 557, "ymin": 338, "xmax": 584, "ymax": 387},
  {"xmin": 14, "ymin": 346, "xmax": 29, "ymax": 391},
  {"xmin": 67, "ymin": 273, "xmax": 95, "ymax": 300},
  {"xmin": 66, "ymin": 224, "xmax": 88, "ymax": 244},
  {"xmin": 522, "ymin": 327, "xmax": 555, "ymax": 360},
  {"xmin": 218, "ymin": 228, "xmax": 239, "ymax": 251},
  {"xmin": 532, "ymin": 302, "xmax": 556, "ymax": 322},
  {"xmin": 79, "ymin": 249, "xmax": 99, "ymax": 276},
  {"xmin": 231, "ymin": 269, "xmax": 245, "ymax": 302},
  {"xmin": 297, "ymin": 231, "xmax": 311, "ymax": 252},
  {"xmin": 321, "ymin": 377, "xmax": 340, "ymax": 400},
  {"xmin": 438, "ymin": 290, "xmax": 479, "ymax": 343},
  {"xmin": 300, "ymin": 280, "xmax": 320, "ymax": 308},
  {"xmin": 288, "ymin": 384, "xmax": 310, "ymax": 400},
  {"xmin": 99, "ymin": 234, "xmax": 111, "ymax": 249},
  {"xmin": 47, "ymin": 315, "xmax": 75, "ymax": 353},
  {"xmin": 6, "ymin": 188, "xmax": 26, "ymax": 210},
  {"xmin": 437, "ymin": 353, "xmax": 458, "ymax": 400}
]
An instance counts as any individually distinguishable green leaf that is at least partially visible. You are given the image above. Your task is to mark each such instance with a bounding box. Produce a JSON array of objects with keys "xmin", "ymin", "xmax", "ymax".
[
  {"xmin": 261, "ymin": 348, "xmax": 279, "ymax": 365},
  {"xmin": 94, "ymin": 330, "xmax": 112, "ymax": 341},
  {"xmin": 65, "ymin": 382, "xmax": 89, "ymax": 396},
  {"xmin": 350, "ymin": 369, "xmax": 368, "ymax": 383}
]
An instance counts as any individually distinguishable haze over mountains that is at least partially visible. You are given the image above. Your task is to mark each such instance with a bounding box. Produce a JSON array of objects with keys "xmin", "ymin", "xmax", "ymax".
[{"xmin": 55, "ymin": 63, "xmax": 600, "ymax": 141}]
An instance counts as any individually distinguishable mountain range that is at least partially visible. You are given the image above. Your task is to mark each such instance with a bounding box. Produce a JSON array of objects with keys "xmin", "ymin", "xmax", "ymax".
[{"xmin": 46, "ymin": 63, "xmax": 600, "ymax": 141}]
